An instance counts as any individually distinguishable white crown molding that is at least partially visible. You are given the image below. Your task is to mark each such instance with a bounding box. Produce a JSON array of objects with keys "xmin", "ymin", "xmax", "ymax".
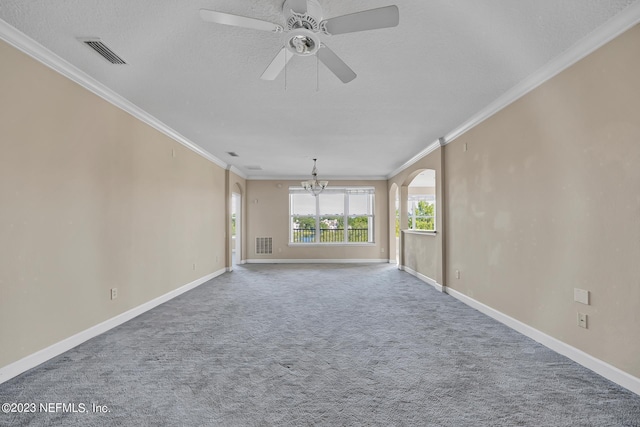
[
  {"xmin": 4, "ymin": 2, "xmax": 640, "ymax": 182},
  {"xmin": 0, "ymin": 19, "xmax": 227, "ymax": 170},
  {"xmin": 229, "ymin": 166, "xmax": 248, "ymax": 180},
  {"xmin": 444, "ymin": 2, "xmax": 640, "ymax": 145},
  {"xmin": 387, "ymin": 139, "xmax": 441, "ymax": 180},
  {"xmin": 0, "ymin": 269, "xmax": 226, "ymax": 385},
  {"xmin": 247, "ymin": 175, "xmax": 388, "ymax": 181},
  {"xmin": 387, "ymin": 3, "xmax": 640, "ymax": 180},
  {"xmin": 444, "ymin": 286, "xmax": 640, "ymax": 396}
]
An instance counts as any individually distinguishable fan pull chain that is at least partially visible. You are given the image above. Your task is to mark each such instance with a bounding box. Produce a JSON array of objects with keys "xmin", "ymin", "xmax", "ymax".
[
  {"xmin": 316, "ymin": 54, "xmax": 319, "ymax": 92},
  {"xmin": 284, "ymin": 49, "xmax": 288, "ymax": 91}
]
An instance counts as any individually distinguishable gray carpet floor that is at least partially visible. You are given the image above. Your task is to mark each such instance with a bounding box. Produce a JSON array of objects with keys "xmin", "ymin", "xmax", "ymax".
[{"xmin": 1, "ymin": 263, "xmax": 639, "ymax": 426}]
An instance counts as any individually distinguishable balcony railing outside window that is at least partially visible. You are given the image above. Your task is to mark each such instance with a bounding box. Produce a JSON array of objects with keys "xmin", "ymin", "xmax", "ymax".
[
  {"xmin": 290, "ymin": 187, "xmax": 375, "ymax": 244},
  {"xmin": 292, "ymin": 228, "xmax": 369, "ymax": 243}
]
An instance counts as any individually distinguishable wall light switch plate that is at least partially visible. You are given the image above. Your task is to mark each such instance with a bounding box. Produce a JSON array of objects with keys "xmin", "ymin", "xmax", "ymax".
[{"xmin": 574, "ymin": 288, "xmax": 590, "ymax": 305}]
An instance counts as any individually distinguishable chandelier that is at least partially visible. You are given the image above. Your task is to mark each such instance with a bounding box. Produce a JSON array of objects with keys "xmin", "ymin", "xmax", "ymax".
[{"xmin": 301, "ymin": 158, "xmax": 328, "ymax": 196}]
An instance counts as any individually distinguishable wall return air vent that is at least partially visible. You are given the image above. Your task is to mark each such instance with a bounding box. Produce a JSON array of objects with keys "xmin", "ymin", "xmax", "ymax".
[
  {"xmin": 79, "ymin": 38, "xmax": 126, "ymax": 64},
  {"xmin": 256, "ymin": 237, "xmax": 273, "ymax": 255}
]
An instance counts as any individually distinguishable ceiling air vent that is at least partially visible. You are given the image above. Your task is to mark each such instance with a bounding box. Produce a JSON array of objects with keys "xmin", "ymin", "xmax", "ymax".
[{"xmin": 79, "ymin": 38, "xmax": 126, "ymax": 64}]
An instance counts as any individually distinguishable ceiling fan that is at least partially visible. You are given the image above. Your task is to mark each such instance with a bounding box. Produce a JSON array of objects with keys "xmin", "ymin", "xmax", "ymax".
[{"xmin": 199, "ymin": 0, "xmax": 399, "ymax": 83}]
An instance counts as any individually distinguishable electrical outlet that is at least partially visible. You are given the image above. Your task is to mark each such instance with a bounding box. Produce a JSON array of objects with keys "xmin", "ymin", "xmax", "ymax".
[
  {"xmin": 110, "ymin": 288, "xmax": 118, "ymax": 300},
  {"xmin": 577, "ymin": 312, "xmax": 588, "ymax": 329},
  {"xmin": 192, "ymin": 263, "xmax": 196, "ymax": 270},
  {"xmin": 456, "ymin": 270, "xmax": 460, "ymax": 279},
  {"xmin": 381, "ymin": 248, "xmax": 385, "ymax": 253}
]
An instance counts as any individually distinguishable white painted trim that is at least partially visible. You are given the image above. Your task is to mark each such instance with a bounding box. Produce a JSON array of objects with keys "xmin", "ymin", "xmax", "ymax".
[
  {"xmin": 387, "ymin": 140, "xmax": 441, "ymax": 179},
  {"xmin": 386, "ymin": 4, "xmax": 640, "ymax": 179},
  {"xmin": 248, "ymin": 175, "xmax": 388, "ymax": 181},
  {"xmin": 246, "ymin": 258, "xmax": 388, "ymax": 264},
  {"xmin": 0, "ymin": 269, "xmax": 226, "ymax": 385},
  {"xmin": 445, "ymin": 3, "xmax": 640, "ymax": 145},
  {"xmin": 0, "ymin": 19, "xmax": 227, "ymax": 170},
  {"xmin": 400, "ymin": 265, "xmax": 444, "ymax": 292},
  {"xmin": 445, "ymin": 287, "xmax": 640, "ymax": 397},
  {"xmin": 229, "ymin": 166, "xmax": 248, "ymax": 180},
  {"xmin": 404, "ymin": 230, "xmax": 437, "ymax": 236}
]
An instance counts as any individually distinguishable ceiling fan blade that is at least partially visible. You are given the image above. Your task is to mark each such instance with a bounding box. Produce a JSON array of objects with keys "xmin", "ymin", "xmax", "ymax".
[
  {"xmin": 260, "ymin": 47, "xmax": 293, "ymax": 80},
  {"xmin": 316, "ymin": 45, "xmax": 356, "ymax": 84},
  {"xmin": 321, "ymin": 5, "xmax": 399, "ymax": 35},
  {"xmin": 199, "ymin": 9, "xmax": 282, "ymax": 33},
  {"xmin": 287, "ymin": 0, "xmax": 308, "ymax": 14}
]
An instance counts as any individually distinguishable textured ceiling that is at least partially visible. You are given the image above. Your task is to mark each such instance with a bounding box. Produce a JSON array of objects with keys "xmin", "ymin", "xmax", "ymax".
[{"xmin": 0, "ymin": 0, "xmax": 638, "ymax": 178}]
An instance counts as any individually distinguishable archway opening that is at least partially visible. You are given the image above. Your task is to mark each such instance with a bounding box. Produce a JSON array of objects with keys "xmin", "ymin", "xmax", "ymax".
[{"xmin": 406, "ymin": 170, "xmax": 436, "ymax": 232}]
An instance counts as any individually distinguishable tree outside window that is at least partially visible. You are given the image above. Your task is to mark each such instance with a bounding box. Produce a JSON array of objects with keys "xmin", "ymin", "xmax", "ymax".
[
  {"xmin": 290, "ymin": 188, "xmax": 374, "ymax": 244},
  {"xmin": 407, "ymin": 199, "xmax": 435, "ymax": 231},
  {"xmin": 406, "ymin": 169, "xmax": 436, "ymax": 232}
]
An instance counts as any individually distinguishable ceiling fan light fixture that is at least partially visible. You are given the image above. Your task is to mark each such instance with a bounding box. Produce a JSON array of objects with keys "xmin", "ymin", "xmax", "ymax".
[
  {"xmin": 301, "ymin": 158, "xmax": 328, "ymax": 196},
  {"xmin": 285, "ymin": 29, "xmax": 320, "ymax": 56}
]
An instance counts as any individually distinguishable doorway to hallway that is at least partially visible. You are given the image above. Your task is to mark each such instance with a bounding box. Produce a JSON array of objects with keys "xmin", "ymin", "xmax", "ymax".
[{"xmin": 231, "ymin": 192, "xmax": 241, "ymax": 267}]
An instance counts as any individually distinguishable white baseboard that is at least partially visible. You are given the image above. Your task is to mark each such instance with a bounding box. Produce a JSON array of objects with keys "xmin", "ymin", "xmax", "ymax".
[
  {"xmin": 400, "ymin": 265, "xmax": 444, "ymax": 292},
  {"xmin": 445, "ymin": 286, "xmax": 640, "ymax": 396},
  {"xmin": 245, "ymin": 258, "xmax": 389, "ymax": 264},
  {"xmin": 0, "ymin": 268, "xmax": 226, "ymax": 385}
]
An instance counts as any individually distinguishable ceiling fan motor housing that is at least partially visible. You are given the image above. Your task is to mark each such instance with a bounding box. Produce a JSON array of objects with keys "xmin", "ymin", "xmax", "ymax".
[
  {"xmin": 283, "ymin": 0, "xmax": 323, "ymax": 24},
  {"xmin": 283, "ymin": 0, "xmax": 323, "ymax": 56}
]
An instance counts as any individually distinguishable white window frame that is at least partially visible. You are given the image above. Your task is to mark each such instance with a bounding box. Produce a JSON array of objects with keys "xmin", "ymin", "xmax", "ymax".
[
  {"xmin": 407, "ymin": 195, "xmax": 436, "ymax": 232},
  {"xmin": 289, "ymin": 187, "xmax": 375, "ymax": 245}
]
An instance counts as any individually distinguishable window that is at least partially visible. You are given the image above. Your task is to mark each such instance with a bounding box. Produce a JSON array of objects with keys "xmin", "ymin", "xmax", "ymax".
[
  {"xmin": 407, "ymin": 195, "xmax": 435, "ymax": 231},
  {"xmin": 407, "ymin": 170, "xmax": 436, "ymax": 232},
  {"xmin": 290, "ymin": 187, "xmax": 374, "ymax": 244},
  {"xmin": 395, "ymin": 193, "xmax": 400, "ymax": 238}
]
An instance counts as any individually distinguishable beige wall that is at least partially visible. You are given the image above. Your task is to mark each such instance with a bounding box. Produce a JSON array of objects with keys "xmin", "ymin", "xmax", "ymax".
[
  {"xmin": 389, "ymin": 148, "xmax": 444, "ymax": 284},
  {"xmin": 408, "ymin": 186, "xmax": 435, "ymax": 196},
  {"xmin": 443, "ymin": 24, "xmax": 640, "ymax": 377},
  {"xmin": 403, "ymin": 232, "xmax": 439, "ymax": 280},
  {"xmin": 246, "ymin": 180, "xmax": 388, "ymax": 261},
  {"xmin": 0, "ymin": 40, "xmax": 226, "ymax": 368},
  {"xmin": 389, "ymin": 24, "xmax": 640, "ymax": 380}
]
